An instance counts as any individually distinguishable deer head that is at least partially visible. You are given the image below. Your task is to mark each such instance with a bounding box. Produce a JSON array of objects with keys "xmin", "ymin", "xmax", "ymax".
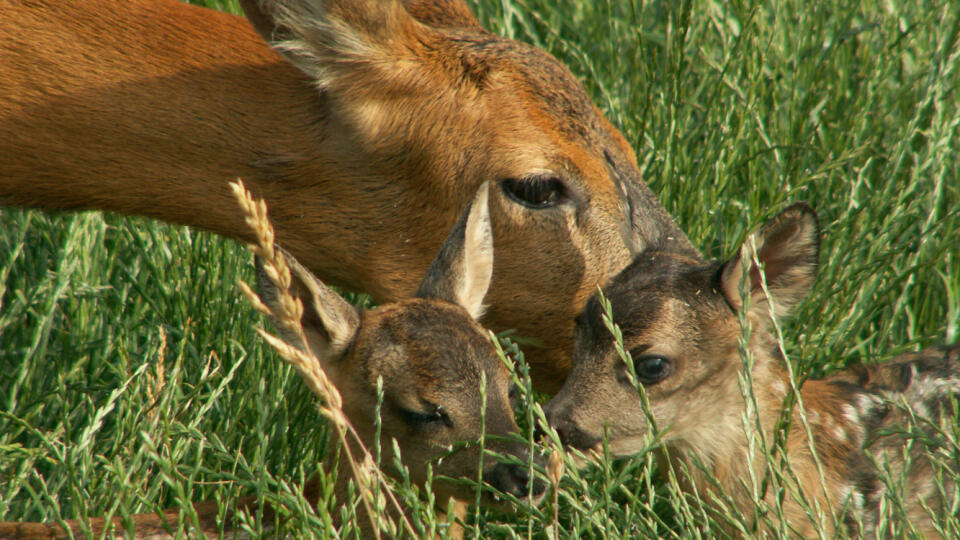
[
  {"xmin": 545, "ymin": 204, "xmax": 819, "ymax": 461},
  {"xmin": 236, "ymin": 0, "xmax": 698, "ymax": 391},
  {"xmin": 1, "ymin": 0, "xmax": 697, "ymax": 393},
  {"xmin": 257, "ymin": 184, "xmax": 546, "ymax": 507}
]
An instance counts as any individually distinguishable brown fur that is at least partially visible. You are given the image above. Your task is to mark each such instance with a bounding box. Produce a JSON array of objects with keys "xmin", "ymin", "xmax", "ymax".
[
  {"xmin": 546, "ymin": 204, "xmax": 959, "ymax": 537},
  {"xmin": 0, "ymin": 0, "xmax": 695, "ymax": 392},
  {"xmin": 0, "ymin": 187, "xmax": 544, "ymax": 538},
  {"xmin": 0, "ymin": 497, "xmax": 257, "ymax": 539}
]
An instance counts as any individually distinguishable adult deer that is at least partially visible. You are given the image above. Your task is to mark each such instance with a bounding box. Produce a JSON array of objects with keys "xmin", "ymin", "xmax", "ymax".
[
  {"xmin": 546, "ymin": 205, "xmax": 959, "ymax": 536},
  {"xmin": 0, "ymin": 185, "xmax": 545, "ymax": 538},
  {"xmin": 0, "ymin": 0, "xmax": 694, "ymax": 392}
]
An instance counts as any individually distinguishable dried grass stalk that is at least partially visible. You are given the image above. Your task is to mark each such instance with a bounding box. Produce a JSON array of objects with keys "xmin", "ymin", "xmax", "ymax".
[{"xmin": 229, "ymin": 179, "xmax": 415, "ymax": 538}]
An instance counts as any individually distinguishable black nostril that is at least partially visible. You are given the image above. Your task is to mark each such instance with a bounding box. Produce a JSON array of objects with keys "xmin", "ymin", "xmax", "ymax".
[
  {"xmin": 486, "ymin": 463, "xmax": 542, "ymax": 498},
  {"xmin": 510, "ymin": 465, "xmax": 530, "ymax": 487},
  {"xmin": 505, "ymin": 464, "xmax": 546, "ymax": 498},
  {"xmin": 530, "ymin": 476, "xmax": 548, "ymax": 497},
  {"xmin": 549, "ymin": 419, "xmax": 600, "ymax": 452},
  {"xmin": 533, "ymin": 423, "xmax": 547, "ymax": 442}
]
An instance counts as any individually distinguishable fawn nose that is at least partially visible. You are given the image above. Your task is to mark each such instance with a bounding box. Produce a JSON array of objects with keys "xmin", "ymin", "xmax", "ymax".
[
  {"xmin": 533, "ymin": 422, "xmax": 548, "ymax": 442},
  {"xmin": 485, "ymin": 462, "xmax": 547, "ymax": 500},
  {"xmin": 544, "ymin": 406, "xmax": 600, "ymax": 451}
]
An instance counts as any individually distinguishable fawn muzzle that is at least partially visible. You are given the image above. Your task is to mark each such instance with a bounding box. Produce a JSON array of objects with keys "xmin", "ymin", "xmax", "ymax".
[
  {"xmin": 483, "ymin": 460, "xmax": 547, "ymax": 502},
  {"xmin": 544, "ymin": 403, "xmax": 602, "ymax": 454}
]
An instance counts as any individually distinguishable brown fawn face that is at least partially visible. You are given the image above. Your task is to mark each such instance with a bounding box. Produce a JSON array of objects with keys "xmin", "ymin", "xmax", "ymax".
[
  {"xmin": 338, "ymin": 300, "xmax": 531, "ymax": 503},
  {"xmin": 258, "ymin": 185, "xmax": 545, "ymax": 505},
  {"xmin": 546, "ymin": 205, "xmax": 820, "ymax": 459},
  {"xmin": 545, "ymin": 253, "xmax": 743, "ymax": 458},
  {"xmin": 242, "ymin": 0, "xmax": 695, "ymax": 391}
]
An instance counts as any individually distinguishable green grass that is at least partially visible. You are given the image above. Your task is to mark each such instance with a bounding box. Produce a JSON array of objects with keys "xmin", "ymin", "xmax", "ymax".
[{"xmin": 2, "ymin": 0, "xmax": 959, "ymax": 537}]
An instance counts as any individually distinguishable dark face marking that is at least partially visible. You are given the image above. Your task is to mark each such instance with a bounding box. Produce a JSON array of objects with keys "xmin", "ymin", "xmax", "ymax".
[{"xmin": 576, "ymin": 251, "xmax": 723, "ymax": 361}]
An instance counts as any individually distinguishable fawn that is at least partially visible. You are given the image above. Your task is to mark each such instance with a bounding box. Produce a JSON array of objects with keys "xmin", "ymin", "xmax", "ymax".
[
  {"xmin": 545, "ymin": 203, "xmax": 959, "ymax": 537},
  {"xmin": 1, "ymin": 185, "xmax": 545, "ymax": 538},
  {"xmin": 0, "ymin": 0, "xmax": 695, "ymax": 392}
]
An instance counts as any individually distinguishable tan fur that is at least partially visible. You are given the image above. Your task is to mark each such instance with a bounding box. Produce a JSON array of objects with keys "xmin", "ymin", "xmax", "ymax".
[
  {"xmin": 0, "ymin": 187, "xmax": 543, "ymax": 538},
  {"xmin": 547, "ymin": 204, "xmax": 958, "ymax": 537},
  {"xmin": 0, "ymin": 497, "xmax": 260, "ymax": 540},
  {"xmin": 0, "ymin": 0, "xmax": 696, "ymax": 393}
]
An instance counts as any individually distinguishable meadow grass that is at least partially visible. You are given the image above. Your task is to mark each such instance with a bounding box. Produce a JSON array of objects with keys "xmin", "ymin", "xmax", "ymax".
[{"xmin": 1, "ymin": 0, "xmax": 958, "ymax": 537}]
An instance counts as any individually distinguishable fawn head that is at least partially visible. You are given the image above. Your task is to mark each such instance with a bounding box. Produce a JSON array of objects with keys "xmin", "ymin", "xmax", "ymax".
[
  {"xmin": 239, "ymin": 0, "xmax": 695, "ymax": 391},
  {"xmin": 546, "ymin": 204, "xmax": 820, "ymax": 459},
  {"xmin": 257, "ymin": 184, "xmax": 545, "ymax": 504}
]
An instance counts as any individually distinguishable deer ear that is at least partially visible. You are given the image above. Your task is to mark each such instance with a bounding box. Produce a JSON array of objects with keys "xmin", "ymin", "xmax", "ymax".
[
  {"xmin": 239, "ymin": 0, "xmax": 422, "ymax": 81},
  {"xmin": 416, "ymin": 183, "xmax": 494, "ymax": 320},
  {"xmin": 256, "ymin": 248, "xmax": 360, "ymax": 360},
  {"xmin": 720, "ymin": 203, "xmax": 820, "ymax": 318}
]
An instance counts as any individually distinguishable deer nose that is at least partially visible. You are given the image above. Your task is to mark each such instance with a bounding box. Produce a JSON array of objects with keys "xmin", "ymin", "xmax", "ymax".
[
  {"xmin": 533, "ymin": 421, "xmax": 548, "ymax": 442},
  {"xmin": 485, "ymin": 462, "xmax": 547, "ymax": 500},
  {"xmin": 543, "ymin": 404, "xmax": 573, "ymax": 443},
  {"xmin": 511, "ymin": 465, "xmax": 530, "ymax": 485},
  {"xmin": 544, "ymin": 406, "xmax": 600, "ymax": 451}
]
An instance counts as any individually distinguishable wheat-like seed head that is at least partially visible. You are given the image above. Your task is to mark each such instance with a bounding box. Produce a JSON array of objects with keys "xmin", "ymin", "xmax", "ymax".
[
  {"xmin": 255, "ymin": 328, "xmax": 345, "ymax": 413},
  {"xmin": 547, "ymin": 448, "xmax": 564, "ymax": 487},
  {"xmin": 230, "ymin": 180, "xmax": 344, "ymax": 415},
  {"xmin": 230, "ymin": 179, "xmax": 417, "ymax": 539}
]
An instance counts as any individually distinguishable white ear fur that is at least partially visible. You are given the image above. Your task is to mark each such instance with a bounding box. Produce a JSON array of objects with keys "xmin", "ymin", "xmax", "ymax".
[
  {"xmin": 256, "ymin": 248, "xmax": 360, "ymax": 360},
  {"xmin": 416, "ymin": 183, "xmax": 494, "ymax": 319},
  {"xmin": 456, "ymin": 183, "xmax": 493, "ymax": 318},
  {"xmin": 720, "ymin": 203, "xmax": 820, "ymax": 319},
  {"xmin": 240, "ymin": 0, "xmax": 418, "ymax": 81}
]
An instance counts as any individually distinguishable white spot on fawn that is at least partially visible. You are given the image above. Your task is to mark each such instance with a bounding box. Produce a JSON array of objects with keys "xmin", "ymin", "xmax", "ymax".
[
  {"xmin": 842, "ymin": 404, "xmax": 860, "ymax": 426},
  {"xmin": 853, "ymin": 393, "xmax": 882, "ymax": 416},
  {"xmin": 772, "ymin": 379, "xmax": 787, "ymax": 398}
]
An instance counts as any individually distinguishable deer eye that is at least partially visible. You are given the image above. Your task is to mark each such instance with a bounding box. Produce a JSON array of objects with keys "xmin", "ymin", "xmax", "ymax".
[
  {"xmin": 399, "ymin": 403, "xmax": 453, "ymax": 429},
  {"xmin": 634, "ymin": 355, "xmax": 672, "ymax": 385},
  {"xmin": 508, "ymin": 383, "xmax": 521, "ymax": 408},
  {"xmin": 500, "ymin": 177, "xmax": 565, "ymax": 209}
]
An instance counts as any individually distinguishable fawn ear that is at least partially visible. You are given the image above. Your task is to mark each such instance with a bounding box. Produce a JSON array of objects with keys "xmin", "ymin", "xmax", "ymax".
[
  {"xmin": 720, "ymin": 203, "xmax": 820, "ymax": 318},
  {"xmin": 416, "ymin": 183, "xmax": 494, "ymax": 320},
  {"xmin": 239, "ymin": 0, "xmax": 422, "ymax": 81},
  {"xmin": 256, "ymin": 248, "xmax": 360, "ymax": 360}
]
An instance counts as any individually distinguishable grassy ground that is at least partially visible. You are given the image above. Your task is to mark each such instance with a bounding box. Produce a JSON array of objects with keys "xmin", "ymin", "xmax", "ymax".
[{"xmin": 1, "ymin": 0, "xmax": 958, "ymax": 537}]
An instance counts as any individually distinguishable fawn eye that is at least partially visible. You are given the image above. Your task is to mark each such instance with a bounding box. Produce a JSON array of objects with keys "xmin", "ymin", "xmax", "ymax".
[
  {"xmin": 508, "ymin": 383, "xmax": 520, "ymax": 407},
  {"xmin": 399, "ymin": 403, "xmax": 453, "ymax": 429},
  {"xmin": 500, "ymin": 177, "xmax": 565, "ymax": 209},
  {"xmin": 634, "ymin": 355, "xmax": 672, "ymax": 385}
]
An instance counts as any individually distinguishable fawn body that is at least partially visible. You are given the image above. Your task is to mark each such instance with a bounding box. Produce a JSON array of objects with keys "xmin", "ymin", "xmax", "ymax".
[
  {"xmin": 546, "ymin": 205, "xmax": 959, "ymax": 537},
  {"xmin": 1, "ymin": 186, "xmax": 544, "ymax": 538},
  {"xmin": 0, "ymin": 0, "xmax": 694, "ymax": 391}
]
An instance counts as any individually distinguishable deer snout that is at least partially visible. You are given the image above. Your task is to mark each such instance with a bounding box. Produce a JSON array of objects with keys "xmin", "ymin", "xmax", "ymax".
[
  {"xmin": 484, "ymin": 461, "xmax": 547, "ymax": 502},
  {"xmin": 544, "ymin": 403, "xmax": 602, "ymax": 452}
]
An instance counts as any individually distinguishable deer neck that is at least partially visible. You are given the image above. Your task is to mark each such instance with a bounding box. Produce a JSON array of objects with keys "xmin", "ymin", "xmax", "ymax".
[
  {"xmin": 664, "ymin": 354, "xmax": 822, "ymax": 532},
  {"xmin": 0, "ymin": 0, "xmax": 437, "ymax": 301},
  {"xmin": 668, "ymin": 358, "xmax": 859, "ymax": 536},
  {"xmin": 2, "ymin": 2, "xmax": 289, "ymax": 226}
]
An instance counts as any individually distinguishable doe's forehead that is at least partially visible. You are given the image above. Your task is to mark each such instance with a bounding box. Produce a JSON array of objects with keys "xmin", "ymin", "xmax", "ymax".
[{"xmin": 457, "ymin": 34, "xmax": 607, "ymax": 145}]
